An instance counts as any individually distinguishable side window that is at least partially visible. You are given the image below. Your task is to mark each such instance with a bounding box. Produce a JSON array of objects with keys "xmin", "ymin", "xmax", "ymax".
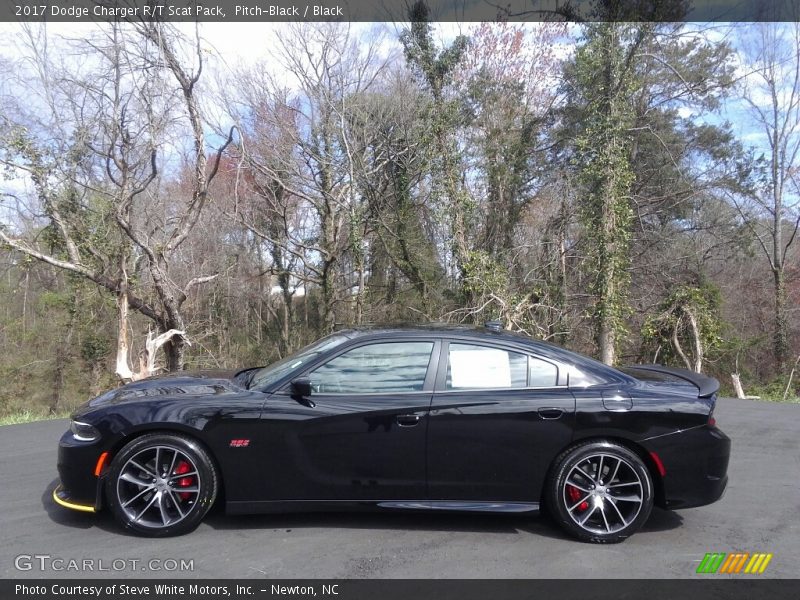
[
  {"xmin": 309, "ymin": 342, "xmax": 434, "ymax": 394},
  {"xmin": 528, "ymin": 356, "xmax": 559, "ymax": 387},
  {"xmin": 446, "ymin": 343, "xmax": 528, "ymax": 389},
  {"xmin": 568, "ymin": 367, "xmax": 604, "ymax": 387}
]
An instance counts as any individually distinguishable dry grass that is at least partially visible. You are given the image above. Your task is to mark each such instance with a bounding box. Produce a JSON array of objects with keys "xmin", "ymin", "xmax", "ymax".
[{"xmin": 0, "ymin": 410, "xmax": 70, "ymax": 426}]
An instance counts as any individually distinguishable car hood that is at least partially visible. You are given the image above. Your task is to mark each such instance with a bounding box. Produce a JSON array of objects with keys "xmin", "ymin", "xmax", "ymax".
[{"xmin": 83, "ymin": 369, "xmax": 247, "ymax": 409}]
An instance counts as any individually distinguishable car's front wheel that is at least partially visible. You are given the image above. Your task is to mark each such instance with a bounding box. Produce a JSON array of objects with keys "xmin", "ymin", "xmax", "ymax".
[
  {"xmin": 105, "ymin": 433, "xmax": 218, "ymax": 537},
  {"xmin": 547, "ymin": 440, "xmax": 654, "ymax": 543}
]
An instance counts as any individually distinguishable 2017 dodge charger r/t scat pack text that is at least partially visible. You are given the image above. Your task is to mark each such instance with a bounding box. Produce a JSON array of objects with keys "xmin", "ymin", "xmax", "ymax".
[{"xmin": 53, "ymin": 324, "xmax": 730, "ymax": 543}]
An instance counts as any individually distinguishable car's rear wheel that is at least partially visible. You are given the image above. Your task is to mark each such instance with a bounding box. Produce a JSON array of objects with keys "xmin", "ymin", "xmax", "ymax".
[
  {"xmin": 547, "ymin": 440, "xmax": 653, "ymax": 543},
  {"xmin": 105, "ymin": 433, "xmax": 218, "ymax": 537}
]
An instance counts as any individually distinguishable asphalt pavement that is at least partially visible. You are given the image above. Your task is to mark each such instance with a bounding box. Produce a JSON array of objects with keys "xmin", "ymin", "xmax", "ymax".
[{"xmin": 0, "ymin": 397, "xmax": 797, "ymax": 579}]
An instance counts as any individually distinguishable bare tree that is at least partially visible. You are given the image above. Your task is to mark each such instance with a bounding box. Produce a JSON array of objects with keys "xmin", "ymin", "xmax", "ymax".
[
  {"xmin": 223, "ymin": 23, "xmax": 391, "ymax": 334},
  {"xmin": 736, "ymin": 21, "xmax": 800, "ymax": 374},
  {"xmin": 0, "ymin": 22, "xmax": 231, "ymax": 376}
]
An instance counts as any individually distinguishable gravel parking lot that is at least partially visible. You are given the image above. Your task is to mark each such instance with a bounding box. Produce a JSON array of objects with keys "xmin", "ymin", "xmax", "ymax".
[{"xmin": 1, "ymin": 397, "xmax": 797, "ymax": 579}]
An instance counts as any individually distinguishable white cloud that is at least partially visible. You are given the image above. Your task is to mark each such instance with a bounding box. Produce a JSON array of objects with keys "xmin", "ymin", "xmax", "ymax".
[{"xmin": 741, "ymin": 130, "xmax": 768, "ymax": 141}]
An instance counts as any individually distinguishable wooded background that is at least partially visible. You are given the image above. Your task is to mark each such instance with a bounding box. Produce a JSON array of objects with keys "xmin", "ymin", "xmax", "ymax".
[{"xmin": 1, "ymin": 5, "xmax": 799, "ymax": 415}]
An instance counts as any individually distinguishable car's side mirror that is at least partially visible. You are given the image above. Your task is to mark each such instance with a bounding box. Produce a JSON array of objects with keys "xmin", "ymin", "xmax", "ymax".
[
  {"xmin": 290, "ymin": 378, "xmax": 314, "ymax": 407},
  {"xmin": 291, "ymin": 378, "xmax": 312, "ymax": 397}
]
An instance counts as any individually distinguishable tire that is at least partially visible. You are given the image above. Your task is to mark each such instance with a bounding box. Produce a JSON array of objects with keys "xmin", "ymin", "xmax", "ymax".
[
  {"xmin": 105, "ymin": 433, "xmax": 218, "ymax": 537},
  {"xmin": 546, "ymin": 440, "xmax": 653, "ymax": 543}
]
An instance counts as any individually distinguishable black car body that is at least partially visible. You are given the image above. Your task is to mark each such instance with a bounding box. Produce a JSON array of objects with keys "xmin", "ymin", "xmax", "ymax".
[{"xmin": 54, "ymin": 325, "xmax": 730, "ymax": 542}]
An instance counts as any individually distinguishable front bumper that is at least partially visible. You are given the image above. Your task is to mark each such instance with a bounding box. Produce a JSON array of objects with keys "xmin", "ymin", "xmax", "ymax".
[
  {"xmin": 52, "ymin": 484, "xmax": 95, "ymax": 512},
  {"xmin": 55, "ymin": 430, "xmax": 106, "ymax": 512},
  {"xmin": 641, "ymin": 424, "xmax": 730, "ymax": 510}
]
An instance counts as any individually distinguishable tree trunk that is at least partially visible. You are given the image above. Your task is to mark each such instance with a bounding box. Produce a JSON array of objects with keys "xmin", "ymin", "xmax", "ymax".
[
  {"xmin": 49, "ymin": 292, "xmax": 78, "ymax": 414},
  {"xmin": 672, "ymin": 320, "xmax": 693, "ymax": 371},
  {"xmin": 90, "ymin": 362, "xmax": 105, "ymax": 397},
  {"xmin": 548, "ymin": 200, "xmax": 569, "ymax": 346},
  {"xmin": 281, "ymin": 297, "xmax": 291, "ymax": 355},
  {"xmin": 321, "ymin": 266, "xmax": 337, "ymax": 333},
  {"xmin": 731, "ymin": 373, "xmax": 745, "ymax": 399},
  {"xmin": 773, "ymin": 268, "xmax": 788, "ymax": 374},
  {"xmin": 303, "ymin": 279, "xmax": 309, "ymax": 332},
  {"xmin": 599, "ymin": 318, "xmax": 615, "ymax": 365},
  {"xmin": 163, "ymin": 335, "xmax": 186, "ymax": 372},
  {"xmin": 597, "ymin": 196, "xmax": 618, "ymax": 366},
  {"xmin": 115, "ymin": 282, "xmax": 134, "ymax": 381},
  {"xmin": 686, "ymin": 308, "xmax": 704, "ymax": 373},
  {"xmin": 49, "ymin": 347, "xmax": 67, "ymax": 415},
  {"xmin": 355, "ymin": 262, "xmax": 365, "ymax": 325}
]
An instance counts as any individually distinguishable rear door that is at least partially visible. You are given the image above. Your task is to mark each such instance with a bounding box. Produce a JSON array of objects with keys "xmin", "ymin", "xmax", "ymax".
[{"xmin": 426, "ymin": 340, "xmax": 575, "ymax": 503}]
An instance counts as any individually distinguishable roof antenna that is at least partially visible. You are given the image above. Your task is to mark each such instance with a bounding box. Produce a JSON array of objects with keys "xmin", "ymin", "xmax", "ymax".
[{"xmin": 484, "ymin": 320, "xmax": 503, "ymax": 331}]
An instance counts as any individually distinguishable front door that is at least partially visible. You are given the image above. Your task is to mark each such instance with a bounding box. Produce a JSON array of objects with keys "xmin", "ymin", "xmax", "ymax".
[{"xmin": 259, "ymin": 340, "xmax": 438, "ymax": 502}]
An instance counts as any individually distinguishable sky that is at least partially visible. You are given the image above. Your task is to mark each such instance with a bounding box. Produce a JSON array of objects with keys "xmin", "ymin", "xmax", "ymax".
[
  {"xmin": 0, "ymin": 20, "xmax": 484, "ymax": 202},
  {"xmin": 0, "ymin": 21, "xmax": 797, "ymax": 208}
]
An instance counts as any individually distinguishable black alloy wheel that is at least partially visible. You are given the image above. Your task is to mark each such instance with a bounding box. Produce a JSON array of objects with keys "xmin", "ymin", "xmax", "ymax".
[
  {"xmin": 105, "ymin": 433, "xmax": 218, "ymax": 537},
  {"xmin": 547, "ymin": 440, "xmax": 654, "ymax": 543}
]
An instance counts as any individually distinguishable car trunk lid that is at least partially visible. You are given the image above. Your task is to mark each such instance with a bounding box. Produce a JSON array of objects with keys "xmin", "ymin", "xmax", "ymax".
[{"xmin": 622, "ymin": 364, "xmax": 719, "ymax": 398}]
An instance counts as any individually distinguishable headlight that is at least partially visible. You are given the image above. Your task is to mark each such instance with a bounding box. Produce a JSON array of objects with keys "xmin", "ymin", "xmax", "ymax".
[{"xmin": 70, "ymin": 420, "xmax": 100, "ymax": 442}]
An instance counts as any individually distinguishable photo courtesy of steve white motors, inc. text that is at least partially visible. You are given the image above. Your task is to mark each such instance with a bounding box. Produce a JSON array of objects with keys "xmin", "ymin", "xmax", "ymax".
[{"xmin": 14, "ymin": 583, "xmax": 339, "ymax": 597}]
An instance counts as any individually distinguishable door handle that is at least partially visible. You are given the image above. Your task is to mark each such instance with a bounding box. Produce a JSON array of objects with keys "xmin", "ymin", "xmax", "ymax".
[
  {"xmin": 396, "ymin": 414, "xmax": 421, "ymax": 427},
  {"xmin": 538, "ymin": 407, "xmax": 564, "ymax": 420}
]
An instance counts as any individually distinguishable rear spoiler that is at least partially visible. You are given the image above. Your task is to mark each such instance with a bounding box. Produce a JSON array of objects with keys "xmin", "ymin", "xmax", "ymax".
[{"xmin": 627, "ymin": 364, "xmax": 720, "ymax": 398}]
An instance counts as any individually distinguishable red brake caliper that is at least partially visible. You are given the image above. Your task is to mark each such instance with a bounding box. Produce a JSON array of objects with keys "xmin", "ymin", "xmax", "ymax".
[
  {"xmin": 173, "ymin": 461, "xmax": 194, "ymax": 500},
  {"xmin": 567, "ymin": 485, "xmax": 589, "ymax": 512}
]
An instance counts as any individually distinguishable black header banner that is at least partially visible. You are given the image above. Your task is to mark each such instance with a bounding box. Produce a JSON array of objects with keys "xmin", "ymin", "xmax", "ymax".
[
  {"xmin": 2, "ymin": 579, "xmax": 798, "ymax": 600},
  {"xmin": 1, "ymin": 0, "xmax": 799, "ymax": 23}
]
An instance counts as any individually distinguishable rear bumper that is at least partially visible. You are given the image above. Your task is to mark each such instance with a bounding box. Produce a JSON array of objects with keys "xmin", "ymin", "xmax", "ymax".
[{"xmin": 641, "ymin": 424, "xmax": 730, "ymax": 509}]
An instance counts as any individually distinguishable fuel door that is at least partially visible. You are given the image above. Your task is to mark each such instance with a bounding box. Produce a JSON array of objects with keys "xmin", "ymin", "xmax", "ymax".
[{"xmin": 601, "ymin": 389, "xmax": 633, "ymax": 411}]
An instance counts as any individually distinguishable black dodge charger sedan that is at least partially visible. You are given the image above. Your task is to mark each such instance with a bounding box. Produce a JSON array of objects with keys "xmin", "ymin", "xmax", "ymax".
[{"xmin": 54, "ymin": 324, "xmax": 730, "ymax": 543}]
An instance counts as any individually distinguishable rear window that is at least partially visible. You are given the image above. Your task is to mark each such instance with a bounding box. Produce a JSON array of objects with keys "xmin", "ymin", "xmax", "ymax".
[
  {"xmin": 445, "ymin": 343, "xmax": 561, "ymax": 389},
  {"xmin": 446, "ymin": 344, "xmax": 529, "ymax": 389}
]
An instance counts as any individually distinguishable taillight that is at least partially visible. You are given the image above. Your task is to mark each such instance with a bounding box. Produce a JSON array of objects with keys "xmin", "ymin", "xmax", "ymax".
[{"xmin": 708, "ymin": 394, "xmax": 717, "ymax": 427}]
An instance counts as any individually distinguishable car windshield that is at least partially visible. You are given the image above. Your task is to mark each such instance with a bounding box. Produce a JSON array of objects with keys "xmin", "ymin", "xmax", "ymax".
[{"xmin": 246, "ymin": 335, "xmax": 349, "ymax": 390}]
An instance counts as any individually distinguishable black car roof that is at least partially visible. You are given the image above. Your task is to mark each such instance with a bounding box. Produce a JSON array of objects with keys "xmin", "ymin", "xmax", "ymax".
[
  {"xmin": 337, "ymin": 323, "xmax": 525, "ymax": 339},
  {"xmin": 335, "ymin": 323, "xmax": 569, "ymax": 353}
]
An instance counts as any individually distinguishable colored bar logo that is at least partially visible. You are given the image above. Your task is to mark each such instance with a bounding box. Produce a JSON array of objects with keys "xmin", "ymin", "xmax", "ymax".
[{"xmin": 696, "ymin": 552, "xmax": 773, "ymax": 574}]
